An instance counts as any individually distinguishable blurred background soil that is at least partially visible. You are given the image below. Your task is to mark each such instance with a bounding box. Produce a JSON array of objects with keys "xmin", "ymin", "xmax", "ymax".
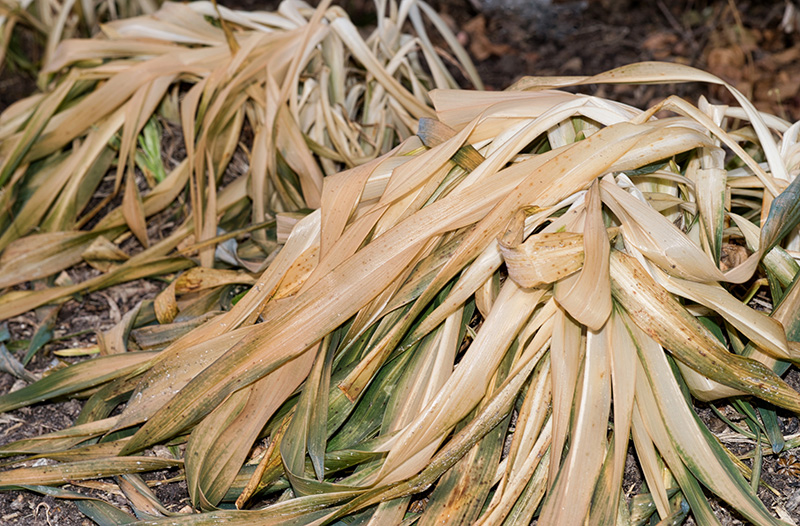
[
  {"xmin": 434, "ymin": 0, "xmax": 800, "ymax": 119},
  {"xmin": 2, "ymin": 0, "xmax": 800, "ymax": 524}
]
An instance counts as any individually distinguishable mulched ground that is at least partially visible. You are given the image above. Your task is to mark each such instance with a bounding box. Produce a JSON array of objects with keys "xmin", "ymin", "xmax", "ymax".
[{"xmin": 2, "ymin": 0, "xmax": 800, "ymax": 524}]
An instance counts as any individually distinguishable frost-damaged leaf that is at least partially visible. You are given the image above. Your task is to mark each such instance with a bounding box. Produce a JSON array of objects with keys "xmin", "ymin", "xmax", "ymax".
[
  {"xmin": 377, "ymin": 307, "xmax": 481, "ymax": 524},
  {"xmin": 123, "ymin": 170, "xmax": 150, "ymax": 249},
  {"xmin": 372, "ymin": 283, "xmax": 545, "ymax": 485},
  {"xmin": 155, "ymin": 267, "xmax": 256, "ymax": 324},
  {"xmin": 499, "ymin": 227, "xmax": 585, "ymax": 288},
  {"xmin": 554, "ymin": 181, "xmax": 612, "ymax": 330},
  {"xmin": 352, "ymin": 120, "xmax": 700, "ymax": 412},
  {"xmin": 729, "ymin": 212, "xmax": 799, "ymax": 289},
  {"xmin": 0, "ymin": 485, "xmax": 137, "ymax": 525},
  {"xmin": 0, "ymin": 418, "xmax": 119, "ymax": 458},
  {"xmin": 415, "ymin": 119, "xmax": 711, "ymax": 338},
  {"xmin": 97, "ymin": 302, "xmax": 142, "ymax": 355},
  {"xmin": 77, "ymin": 498, "xmax": 139, "ymax": 525},
  {"xmin": 538, "ymin": 321, "xmax": 611, "ymax": 526},
  {"xmin": 0, "ymin": 229, "xmax": 126, "ymax": 290},
  {"xmin": 610, "ymin": 250, "xmax": 800, "ymax": 411},
  {"xmin": 116, "ymin": 493, "xmax": 348, "ymax": 526},
  {"xmin": 0, "ymin": 352, "xmax": 157, "ymax": 413},
  {"xmin": 0, "ymin": 457, "xmax": 182, "ymax": 486},
  {"xmin": 473, "ymin": 356, "xmax": 551, "ymax": 526},
  {"xmin": 659, "ymin": 273, "xmax": 800, "ymax": 362},
  {"xmin": 628, "ymin": 313, "xmax": 787, "ymax": 526},
  {"xmin": 740, "ymin": 263, "xmax": 800, "ymax": 379},
  {"xmin": 83, "ymin": 236, "xmax": 130, "ymax": 272},
  {"xmin": 113, "ymin": 213, "xmax": 321, "ymax": 432},
  {"xmin": 630, "ymin": 405, "xmax": 671, "ymax": 518},
  {"xmin": 548, "ymin": 306, "xmax": 583, "ymax": 487},
  {"xmin": 0, "ymin": 70, "xmax": 78, "ymax": 187},
  {"xmin": 119, "ymin": 239, "xmax": 427, "ymax": 454},
  {"xmin": 0, "ymin": 248, "xmax": 194, "ymax": 321},
  {"xmin": 280, "ymin": 340, "xmax": 331, "ymax": 489},
  {"xmin": 119, "ymin": 473, "xmax": 176, "ymax": 518},
  {"xmin": 588, "ymin": 309, "xmax": 636, "ymax": 524},
  {"xmin": 329, "ymin": 16, "xmax": 433, "ymax": 121},
  {"xmin": 325, "ymin": 328, "xmax": 549, "ymax": 523},
  {"xmin": 632, "ymin": 396, "xmax": 722, "ymax": 526},
  {"xmin": 359, "ymin": 308, "xmax": 474, "ymax": 525},
  {"xmin": 601, "ymin": 179, "xmax": 727, "ymax": 282},
  {"xmin": 689, "ymin": 155, "xmax": 726, "ymax": 263},
  {"xmin": 186, "ymin": 345, "xmax": 315, "ymax": 509}
]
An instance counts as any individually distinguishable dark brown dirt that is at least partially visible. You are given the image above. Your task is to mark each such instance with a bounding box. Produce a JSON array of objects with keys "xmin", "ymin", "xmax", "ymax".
[
  {"xmin": 0, "ymin": 276, "xmax": 166, "ymax": 525},
  {"xmin": 0, "ymin": 492, "xmax": 88, "ymax": 526},
  {"xmin": 3, "ymin": 0, "xmax": 800, "ymax": 524},
  {"xmin": 440, "ymin": 0, "xmax": 800, "ymax": 118},
  {"xmin": 0, "ymin": 25, "xmax": 41, "ymax": 115}
]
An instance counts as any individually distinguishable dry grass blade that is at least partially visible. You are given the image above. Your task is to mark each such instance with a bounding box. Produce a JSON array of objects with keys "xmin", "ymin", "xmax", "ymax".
[
  {"xmin": 538, "ymin": 322, "xmax": 611, "ymax": 526},
  {"xmin": 553, "ymin": 180, "xmax": 613, "ymax": 330},
  {"xmin": 0, "ymin": 457, "xmax": 181, "ymax": 486},
  {"xmin": 0, "ymin": 351, "xmax": 156, "ymax": 412},
  {"xmin": 585, "ymin": 309, "xmax": 637, "ymax": 524}
]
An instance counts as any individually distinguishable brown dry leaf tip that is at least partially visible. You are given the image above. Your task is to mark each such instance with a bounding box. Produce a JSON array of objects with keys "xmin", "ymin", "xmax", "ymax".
[{"xmin": 2, "ymin": 10, "xmax": 800, "ymax": 524}]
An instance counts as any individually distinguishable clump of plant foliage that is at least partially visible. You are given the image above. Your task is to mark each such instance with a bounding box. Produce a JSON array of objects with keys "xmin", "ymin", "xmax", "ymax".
[
  {"xmin": 1, "ymin": 2, "xmax": 800, "ymax": 526},
  {"xmin": 0, "ymin": 0, "xmax": 479, "ymax": 316}
]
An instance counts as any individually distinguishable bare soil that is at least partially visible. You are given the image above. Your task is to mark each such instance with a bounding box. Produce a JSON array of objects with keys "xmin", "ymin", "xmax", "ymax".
[{"xmin": 2, "ymin": 0, "xmax": 800, "ymax": 524}]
